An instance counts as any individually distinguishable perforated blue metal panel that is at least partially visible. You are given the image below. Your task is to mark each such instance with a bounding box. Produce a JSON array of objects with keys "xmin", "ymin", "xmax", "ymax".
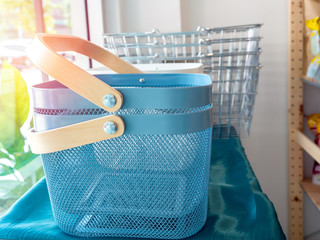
[{"xmin": 42, "ymin": 129, "xmax": 212, "ymax": 239}]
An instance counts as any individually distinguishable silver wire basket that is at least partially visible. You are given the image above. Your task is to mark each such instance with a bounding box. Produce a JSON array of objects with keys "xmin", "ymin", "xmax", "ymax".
[{"xmin": 103, "ymin": 24, "xmax": 262, "ymax": 138}]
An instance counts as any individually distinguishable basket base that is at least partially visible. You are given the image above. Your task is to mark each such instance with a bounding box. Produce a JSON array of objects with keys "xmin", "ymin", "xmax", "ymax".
[{"xmin": 54, "ymin": 197, "xmax": 208, "ymax": 239}]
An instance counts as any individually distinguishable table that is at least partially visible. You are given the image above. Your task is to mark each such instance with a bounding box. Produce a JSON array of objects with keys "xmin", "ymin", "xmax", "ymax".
[{"xmin": 0, "ymin": 138, "xmax": 286, "ymax": 240}]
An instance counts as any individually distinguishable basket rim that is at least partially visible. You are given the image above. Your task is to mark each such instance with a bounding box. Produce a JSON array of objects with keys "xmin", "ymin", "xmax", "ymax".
[{"xmin": 103, "ymin": 24, "xmax": 263, "ymax": 37}]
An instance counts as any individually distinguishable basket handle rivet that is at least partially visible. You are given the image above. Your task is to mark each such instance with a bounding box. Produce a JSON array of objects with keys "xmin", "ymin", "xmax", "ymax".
[
  {"xmin": 104, "ymin": 121, "xmax": 117, "ymax": 135},
  {"xmin": 139, "ymin": 78, "xmax": 145, "ymax": 83},
  {"xmin": 103, "ymin": 94, "xmax": 116, "ymax": 108}
]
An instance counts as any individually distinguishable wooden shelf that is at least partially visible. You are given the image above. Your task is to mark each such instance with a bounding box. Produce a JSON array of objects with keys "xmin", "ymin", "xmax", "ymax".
[
  {"xmin": 301, "ymin": 179, "xmax": 320, "ymax": 211},
  {"xmin": 295, "ymin": 129, "xmax": 320, "ymax": 164},
  {"xmin": 301, "ymin": 76, "xmax": 320, "ymax": 88}
]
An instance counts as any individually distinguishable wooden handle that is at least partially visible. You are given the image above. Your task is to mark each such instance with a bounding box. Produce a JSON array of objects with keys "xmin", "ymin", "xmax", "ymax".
[
  {"xmin": 28, "ymin": 34, "xmax": 143, "ymax": 112},
  {"xmin": 27, "ymin": 34, "xmax": 137, "ymax": 153},
  {"xmin": 28, "ymin": 115, "xmax": 125, "ymax": 154}
]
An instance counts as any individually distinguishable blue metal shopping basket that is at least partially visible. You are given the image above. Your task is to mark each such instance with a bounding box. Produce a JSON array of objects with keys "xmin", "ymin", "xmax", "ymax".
[{"xmin": 27, "ymin": 34, "xmax": 213, "ymax": 239}]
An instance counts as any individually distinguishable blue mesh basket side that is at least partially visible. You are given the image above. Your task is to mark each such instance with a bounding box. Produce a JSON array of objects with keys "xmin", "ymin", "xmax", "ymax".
[{"xmin": 42, "ymin": 128, "xmax": 212, "ymax": 239}]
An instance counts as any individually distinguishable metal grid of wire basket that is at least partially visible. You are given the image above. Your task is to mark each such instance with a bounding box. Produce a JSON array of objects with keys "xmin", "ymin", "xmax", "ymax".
[{"xmin": 103, "ymin": 24, "xmax": 262, "ymax": 138}]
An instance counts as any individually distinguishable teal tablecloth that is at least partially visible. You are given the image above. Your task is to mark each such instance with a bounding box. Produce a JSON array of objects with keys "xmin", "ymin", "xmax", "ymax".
[{"xmin": 0, "ymin": 138, "xmax": 286, "ymax": 240}]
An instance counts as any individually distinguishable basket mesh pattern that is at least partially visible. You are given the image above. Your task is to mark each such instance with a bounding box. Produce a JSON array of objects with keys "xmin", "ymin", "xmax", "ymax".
[
  {"xmin": 34, "ymin": 105, "xmax": 211, "ymax": 116},
  {"xmin": 103, "ymin": 24, "xmax": 262, "ymax": 138},
  {"xmin": 42, "ymin": 128, "xmax": 212, "ymax": 239}
]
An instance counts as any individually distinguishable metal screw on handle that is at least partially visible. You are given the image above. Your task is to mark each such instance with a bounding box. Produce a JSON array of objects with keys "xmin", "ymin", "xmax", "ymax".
[
  {"xmin": 103, "ymin": 94, "xmax": 117, "ymax": 108},
  {"xmin": 104, "ymin": 121, "xmax": 117, "ymax": 135}
]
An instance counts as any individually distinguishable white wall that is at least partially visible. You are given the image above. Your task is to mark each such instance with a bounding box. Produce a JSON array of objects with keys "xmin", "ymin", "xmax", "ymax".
[
  {"xmin": 101, "ymin": 0, "xmax": 289, "ymax": 236},
  {"xmin": 179, "ymin": 0, "xmax": 288, "ymax": 236},
  {"xmin": 103, "ymin": 0, "xmax": 182, "ymax": 33}
]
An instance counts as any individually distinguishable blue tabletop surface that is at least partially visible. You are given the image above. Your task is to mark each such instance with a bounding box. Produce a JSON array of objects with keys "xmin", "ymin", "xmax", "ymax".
[{"xmin": 0, "ymin": 138, "xmax": 286, "ymax": 240}]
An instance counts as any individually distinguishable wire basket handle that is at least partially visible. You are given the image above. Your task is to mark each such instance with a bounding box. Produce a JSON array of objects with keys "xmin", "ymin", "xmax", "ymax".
[{"xmin": 28, "ymin": 34, "xmax": 143, "ymax": 112}]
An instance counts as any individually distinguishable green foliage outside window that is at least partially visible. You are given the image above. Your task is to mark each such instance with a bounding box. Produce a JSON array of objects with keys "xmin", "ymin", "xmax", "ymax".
[
  {"xmin": 0, "ymin": 62, "xmax": 41, "ymax": 216},
  {"xmin": 0, "ymin": 61, "xmax": 34, "ymax": 174},
  {"xmin": 0, "ymin": 0, "xmax": 71, "ymax": 216}
]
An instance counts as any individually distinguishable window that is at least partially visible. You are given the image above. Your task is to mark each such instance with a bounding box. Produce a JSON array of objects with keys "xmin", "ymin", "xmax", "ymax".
[{"xmin": 0, "ymin": 0, "xmax": 72, "ymax": 216}]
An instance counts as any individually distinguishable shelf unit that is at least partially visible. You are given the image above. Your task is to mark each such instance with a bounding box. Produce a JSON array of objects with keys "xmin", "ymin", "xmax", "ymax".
[
  {"xmin": 301, "ymin": 179, "xmax": 320, "ymax": 212},
  {"xmin": 290, "ymin": 71, "xmax": 320, "ymax": 240},
  {"xmin": 284, "ymin": 0, "xmax": 320, "ymax": 238},
  {"xmin": 295, "ymin": 126, "xmax": 320, "ymax": 164},
  {"xmin": 297, "ymin": 78, "xmax": 320, "ymax": 210}
]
